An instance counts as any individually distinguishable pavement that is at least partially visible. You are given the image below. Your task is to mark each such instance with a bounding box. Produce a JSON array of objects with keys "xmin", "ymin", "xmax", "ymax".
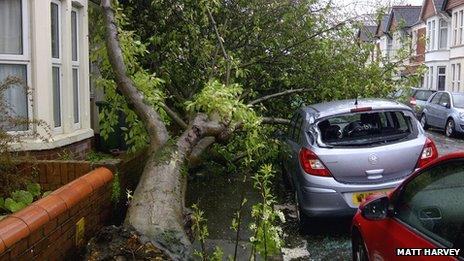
[{"xmin": 187, "ymin": 129, "xmax": 464, "ymax": 261}]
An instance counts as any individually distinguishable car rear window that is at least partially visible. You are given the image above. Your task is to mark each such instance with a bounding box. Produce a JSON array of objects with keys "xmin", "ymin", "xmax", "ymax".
[
  {"xmin": 317, "ymin": 111, "xmax": 415, "ymax": 146},
  {"xmin": 413, "ymin": 90, "xmax": 435, "ymax": 101}
]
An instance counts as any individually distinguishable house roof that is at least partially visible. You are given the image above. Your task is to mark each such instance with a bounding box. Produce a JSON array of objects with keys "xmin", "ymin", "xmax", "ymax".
[
  {"xmin": 390, "ymin": 5, "xmax": 422, "ymax": 28},
  {"xmin": 376, "ymin": 14, "xmax": 390, "ymax": 36},
  {"xmin": 433, "ymin": 0, "xmax": 446, "ymax": 10},
  {"xmin": 358, "ymin": 25, "xmax": 377, "ymax": 42}
]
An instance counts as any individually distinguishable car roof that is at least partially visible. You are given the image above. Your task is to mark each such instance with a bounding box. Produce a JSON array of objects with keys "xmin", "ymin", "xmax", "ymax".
[{"xmin": 302, "ymin": 98, "xmax": 411, "ymax": 119}]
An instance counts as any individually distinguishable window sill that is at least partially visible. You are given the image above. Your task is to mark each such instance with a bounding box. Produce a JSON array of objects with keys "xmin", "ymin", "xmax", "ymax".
[{"xmin": 9, "ymin": 128, "xmax": 94, "ymax": 151}]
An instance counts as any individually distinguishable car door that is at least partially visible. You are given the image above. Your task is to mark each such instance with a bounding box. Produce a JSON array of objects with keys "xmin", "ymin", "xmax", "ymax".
[
  {"xmin": 427, "ymin": 93, "xmax": 443, "ymax": 127},
  {"xmin": 282, "ymin": 114, "xmax": 298, "ymax": 180},
  {"xmin": 289, "ymin": 114, "xmax": 304, "ymax": 185},
  {"xmin": 436, "ymin": 93, "xmax": 451, "ymax": 128},
  {"xmin": 366, "ymin": 159, "xmax": 464, "ymax": 260}
]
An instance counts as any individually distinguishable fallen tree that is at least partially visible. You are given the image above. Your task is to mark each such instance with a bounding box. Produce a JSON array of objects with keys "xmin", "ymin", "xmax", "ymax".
[{"xmin": 87, "ymin": 0, "xmax": 423, "ymax": 259}]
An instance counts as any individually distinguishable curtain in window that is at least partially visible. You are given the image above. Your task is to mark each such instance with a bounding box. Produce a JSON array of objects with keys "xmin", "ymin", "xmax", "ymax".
[
  {"xmin": 0, "ymin": 0, "xmax": 22, "ymax": 55},
  {"xmin": 0, "ymin": 64, "xmax": 28, "ymax": 131}
]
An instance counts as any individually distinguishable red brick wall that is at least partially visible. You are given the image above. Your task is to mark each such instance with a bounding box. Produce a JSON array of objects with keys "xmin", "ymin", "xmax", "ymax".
[
  {"xmin": 422, "ymin": 0, "xmax": 436, "ymax": 20},
  {"xmin": 20, "ymin": 138, "xmax": 93, "ymax": 161},
  {"xmin": 33, "ymin": 161, "xmax": 92, "ymax": 192},
  {"xmin": 0, "ymin": 168, "xmax": 113, "ymax": 260}
]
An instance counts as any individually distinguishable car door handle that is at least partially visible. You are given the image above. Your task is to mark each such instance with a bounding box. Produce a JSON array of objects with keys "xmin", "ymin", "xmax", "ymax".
[{"xmin": 365, "ymin": 169, "xmax": 384, "ymax": 179}]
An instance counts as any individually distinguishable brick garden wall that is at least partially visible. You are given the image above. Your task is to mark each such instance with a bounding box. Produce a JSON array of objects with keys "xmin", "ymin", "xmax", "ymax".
[
  {"xmin": 0, "ymin": 168, "xmax": 113, "ymax": 260},
  {"xmin": 19, "ymin": 138, "xmax": 93, "ymax": 161},
  {"xmin": 0, "ymin": 151, "xmax": 148, "ymax": 260}
]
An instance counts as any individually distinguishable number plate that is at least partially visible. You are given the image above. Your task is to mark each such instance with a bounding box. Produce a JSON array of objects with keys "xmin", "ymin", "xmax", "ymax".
[{"xmin": 352, "ymin": 189, "xmax": 391, "ymax": 206}]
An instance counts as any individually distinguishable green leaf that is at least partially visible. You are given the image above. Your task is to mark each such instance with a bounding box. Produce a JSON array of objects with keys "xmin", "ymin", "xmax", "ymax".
[
  {"xmin": 42, "ymin": 191, "xmax": 52, "ymax": 198},
  {"xmin": 26, "ymin": 183, "xmax": 41, "ymax": 198},
  {"xmin": 4, "ymin": 198, "xmax": 27, "ymax": 213},
  {"xmin": 11, "ymin": 190, "xmax": 33, "ymax": 205}
]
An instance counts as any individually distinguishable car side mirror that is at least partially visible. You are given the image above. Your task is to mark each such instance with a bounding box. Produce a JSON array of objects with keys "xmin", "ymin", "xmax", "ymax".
[{"xmin": 361, "ymin": 196, "xmax": 390, "ymax": 221}]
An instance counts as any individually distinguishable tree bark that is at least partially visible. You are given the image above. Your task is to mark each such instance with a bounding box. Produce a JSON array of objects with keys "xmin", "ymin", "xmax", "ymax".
[
  {"xmin": 101, "ymin": 0, "xmax": 168, "ymax": 151},
  {"xmin": 100, "ymin": 1, "xmax": 227, "ymax": 259},
  {"xmin": 125, "ymin": 115, "xmax": 224, "ymax": 260}
]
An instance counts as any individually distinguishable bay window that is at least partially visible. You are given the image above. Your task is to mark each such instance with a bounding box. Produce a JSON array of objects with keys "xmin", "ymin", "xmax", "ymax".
[
  {"xmin": 439, "ymin": 19, "xmax": 448, "ymax": 49},
  {"xmin": 0, "ymin": 0, "xmax": 29, "ymax": 131},
  {"xmin": 51, "ymin": 0, "xmax": 62, "ymax": 130},
  {"xmin": 71, "ymin": 8, "xmax": 81, "ymax": 127}
]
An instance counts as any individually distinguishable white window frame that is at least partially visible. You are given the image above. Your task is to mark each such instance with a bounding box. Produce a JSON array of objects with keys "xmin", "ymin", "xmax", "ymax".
[
  {"xmin": 453, "ymin": 12, "xmax": 459, "ymax": 46},
  {"xmin": 437, "ymin": 66, "xmax": 446, "ymax": 91},
  {"xmin": 0, "ymin": 0, "xmax": 32, "ymax": 133},
  {"xmin": 439, "ymin": 19, "xmax": 448, "ymax": 50},
  {"xmin": 71, "ymin": 7, "xmax": 81, "ymax": 129},
  {"xmin": 51, "ymin": 0, "xmax": 63, "ymax": 133},
  {"xmin": 458, "ymin": 63, "xmax": 462, "ymax": 92},
  {"xmin": 432, "ymin": 20, "xmax": 436, "ymax": 50},
  {"xmin": 460, "ymin": 11, "xmax": 464, "ymax": 45},
  {"xmin": 452, "ymin": 64, "xmax": 456, "ymax": 91},
  {"xmin": 429, "ymin": 66, "xmax": 434, "ymax": 89}
]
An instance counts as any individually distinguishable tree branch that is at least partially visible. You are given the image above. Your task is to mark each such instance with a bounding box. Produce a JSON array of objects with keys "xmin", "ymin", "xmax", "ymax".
[
  {"xmin": 261, "ymin": 117, "xmax": 291, "ymax": 125},
  {"xmin": 248, "ymin": 88, "xmax": 310, "ymax": 105},
  {"xmin": 160, "ymin": 103, "xmax": 188, "ymax": 129},
  {"xmin": 101, "ymin": 0, "xmax": 168, "ymax": 150},
  {"xmin": 206, "ymin": 7, "xmax": 231, "ymax": 85}
]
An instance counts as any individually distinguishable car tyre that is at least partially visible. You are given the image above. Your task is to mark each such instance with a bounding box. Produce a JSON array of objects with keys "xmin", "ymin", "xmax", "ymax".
[
  {"xmin": 352, "ymin": 232, "xmax": 368, "ymax": 261},
  {"xmin": 445, "ymin": 118, "xmax": 456, "ymax": 138},
  {"xmin": 295, "ymin": 191, "xmax": 310, "ymax": 233},
  {"xmin": 420, "ymin": 114, "xmax": 429, "ymax": 130}
]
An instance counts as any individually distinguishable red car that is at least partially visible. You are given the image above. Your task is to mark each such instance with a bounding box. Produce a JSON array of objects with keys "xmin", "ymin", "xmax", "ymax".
[{"xmin": 352, "ymin": 152, "xmax": 464, "ymax": 261}]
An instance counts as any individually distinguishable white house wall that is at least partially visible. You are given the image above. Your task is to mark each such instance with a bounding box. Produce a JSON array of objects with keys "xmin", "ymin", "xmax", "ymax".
[{"xmin": 10, "ymin": 0, "xmax": 93, "ymax": 151}]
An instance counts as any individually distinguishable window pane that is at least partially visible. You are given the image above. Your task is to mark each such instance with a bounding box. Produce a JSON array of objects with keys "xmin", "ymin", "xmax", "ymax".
[
  {"xmin": 395, "ymin": 160, "xmax": 464, "ymax": 247},
  {"xmin": 52, "ymin": 66, "xmax": 61, "ymax": 127},
  {"xmin": 71, "ymin": 10, "xmax": 78, "ymax": 61},
  {"xmin": 51, "ymin": 3, "xmax": 60, "ymax": 59},
  {"xmin": 0, "ymin": 0, "xmax": 23, "ymax": 54},
  {"xmin": 72, "ymin": 68, "xmax": 79, "ymax": 124},
  {"xmin": 0, "ymin": 64, "xmax": 27, "ymax": 131}
]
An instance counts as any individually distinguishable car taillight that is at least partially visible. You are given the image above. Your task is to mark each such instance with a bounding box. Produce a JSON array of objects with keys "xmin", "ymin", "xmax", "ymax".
[
  {"xmin": 410, "ymin": 97, "xmax": 417, "ymax": 106},
  {"xmin": 416, "ymin": 138, "xmax": 438, "ymax": 168},
  {"xmin": 299, "ymin": 148, "xmax": 332, "ymax": 177}
]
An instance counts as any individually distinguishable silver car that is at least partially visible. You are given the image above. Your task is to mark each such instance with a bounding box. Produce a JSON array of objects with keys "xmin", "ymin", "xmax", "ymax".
[
  {"xmin": 420, "ymin": 91, "xmax": 464, "ymax": 137},
  {"xmin": 281, "ymin": 99, "xmax": 437, "ymax": 227}
]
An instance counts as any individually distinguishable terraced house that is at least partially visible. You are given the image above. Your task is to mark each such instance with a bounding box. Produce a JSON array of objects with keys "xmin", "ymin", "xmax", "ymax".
[
  {"xmin": 444, "ymin": 0, "xmax": 464, "ymax": 92},
  {"xmin": 0, "ymin": 0, "xmax": 93, "ymax": 158},
  {"xmin": 369, "ymin": 6, "xmax": 424, "ymax": 77},
  {"xmin": 360, "ymin": 1, "xmax": 464, "ymax": 92}
]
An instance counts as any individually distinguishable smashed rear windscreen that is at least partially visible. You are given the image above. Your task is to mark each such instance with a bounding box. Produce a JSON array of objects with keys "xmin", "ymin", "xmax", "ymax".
[{"xmin": 317, "ymin": 111, "xmax": 415, "ymax": 146}]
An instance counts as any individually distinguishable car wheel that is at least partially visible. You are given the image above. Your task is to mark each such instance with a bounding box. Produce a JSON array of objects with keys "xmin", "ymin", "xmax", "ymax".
[
  {"xmin": 445, "ymin": 119, "xmax": 456, "ymax": 137},
  {"xmin": 295, "ymin": 191, "xmax": 310, "ymax": 232},
  {"xmin": 352, "ymin": 232, "xmax": 368, "ymax": 261},
  {"xmin": 420, "ymin": 114, "xmax": 429, "ymax": 130}
]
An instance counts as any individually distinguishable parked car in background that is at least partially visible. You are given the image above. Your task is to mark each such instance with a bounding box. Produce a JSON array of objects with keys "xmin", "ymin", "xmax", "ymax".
[
  {"xmin": 409, "ymin": 88, "xmax": 436, "ymax": 117},
  {"xmin": 351, "ymin": 152, "xmax": 464, "ymax": 261},
  {"xmin": 281, "ymin": 99, "xmax": 438, "ymax": 227},
  {"xmin": 420, "ymin": 91, "xmax": 464, "ymax": 137}
]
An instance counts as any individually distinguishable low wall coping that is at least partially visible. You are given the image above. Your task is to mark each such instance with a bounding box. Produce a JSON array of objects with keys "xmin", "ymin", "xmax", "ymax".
[{"xmin": 0, "ymin": 167, "xmax": 113, "ymax": 252}]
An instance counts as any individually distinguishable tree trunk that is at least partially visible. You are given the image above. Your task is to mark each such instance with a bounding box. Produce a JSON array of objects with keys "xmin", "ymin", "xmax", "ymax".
[
  {"xmin": 97, "ymin": 1, "xmax": 227, "ymax": 259},
  {"xmin": 125, "ymin": 115, "xmax": 223, "ymax": 260}
]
